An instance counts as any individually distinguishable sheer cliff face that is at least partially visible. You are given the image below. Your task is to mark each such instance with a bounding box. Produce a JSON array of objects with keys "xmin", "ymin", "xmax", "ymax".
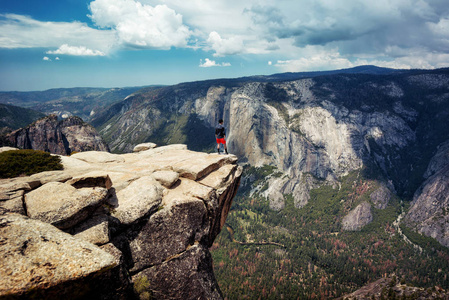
[
  {"xmin": 404, "ymin": 140, "xmax": 449, "ymax": 248},
  {"xmin": 98, "ymin": 76, "xmax": 418, "ymax": 185},
  {"xmin": 7, "ymin": 115, "xmax": 109, "ymax": 155},
  {"xmin": 194, "ymin": 80, "xmax": 415, "ymax": 208},
  {"xmin": 94, "ymin": 69, "xmax": 449, "ymax": 246}
]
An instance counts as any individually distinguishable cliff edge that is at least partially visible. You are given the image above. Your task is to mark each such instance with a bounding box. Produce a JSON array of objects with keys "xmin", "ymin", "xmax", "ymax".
[{"xmin": 0, "ymin": 144, "xmax": 242, "ymax": 299}]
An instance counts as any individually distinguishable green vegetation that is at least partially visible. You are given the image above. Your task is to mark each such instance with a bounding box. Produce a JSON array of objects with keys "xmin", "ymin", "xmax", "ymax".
[
  {"xmin": 0, "ymin": 103, "xmax": 45, "ymax": 130},
  {"xmin": 400, "ymin": 224, "xmax": 448, "ymax": 253},
  {"xmin": 100, "ymin": 107, "xmax": 216, "ymax": 154},
  {"xmin": 133, "ymin": 275, "xmax": 153, "ymax": 300},
  {"xmin": 211, "ymin": 166, "xmax": 449, "ymax": 299},
  {"xmin": 0, "ymin": 86, "xmax": 145, "ymax": 121},
  {"xmin": 0, "ymin": 149, "xmax": 63, "ymax": 178},
  {"xmin": 149, "ymin": 113, "xmax": 215, "ymax": 153}
]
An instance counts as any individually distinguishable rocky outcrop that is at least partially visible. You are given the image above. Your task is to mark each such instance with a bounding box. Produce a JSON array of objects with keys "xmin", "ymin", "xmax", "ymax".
[
  {"xmin": 0, "ymin": 144, "xmax": 242, "ymax": 299},
  {"xmin": 370, "ymin": 184, "xmax": 391, "ymax": 209},
  {"xmin": 423, "ymin": 140, "xmax": 449, "ymax": 179},
  {"xmin": 341, "ymin": 274, "xmax": 449, "ymax": 299},
  {"xmin": 6, "ymin": 115, "xmax": 109, "ymax": 155},
  {"xmin": 342, "ymin": 201, "xmax": 373, "ymax": 231},
  {"xmin": 0, "ymin": 209, "xmax": 123, "ymax": 299},
  {"xmin": 404, "ymin": 150, "xmax": 449, "ymax": 247}
]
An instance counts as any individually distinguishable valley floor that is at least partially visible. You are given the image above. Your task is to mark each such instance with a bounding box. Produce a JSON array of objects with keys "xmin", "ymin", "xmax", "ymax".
[{"xmin": 211, "ymin": 166, "xmax": 449, "ymax": 299}]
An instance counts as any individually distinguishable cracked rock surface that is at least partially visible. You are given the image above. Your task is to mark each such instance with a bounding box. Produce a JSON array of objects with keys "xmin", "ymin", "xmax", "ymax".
[{"xmin": 0, "ymin": 144, "xmax": 242, "ymax": 299}]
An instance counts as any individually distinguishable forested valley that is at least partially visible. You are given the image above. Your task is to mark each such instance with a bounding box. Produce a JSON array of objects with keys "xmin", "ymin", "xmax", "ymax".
[{"xmin": 211, "ymin": 165, "xmax": 449, "ymax": 299}]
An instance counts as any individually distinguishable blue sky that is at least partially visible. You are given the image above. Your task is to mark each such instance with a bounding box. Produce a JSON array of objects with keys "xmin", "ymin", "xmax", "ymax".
[{"xmin": 1, "ymin": 0, "xmax": 449, "ymax": 91}]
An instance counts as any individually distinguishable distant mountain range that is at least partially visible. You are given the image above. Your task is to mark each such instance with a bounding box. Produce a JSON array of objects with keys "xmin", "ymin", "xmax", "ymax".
[
  {"xmin": 0, "ymin": 86, "xmax": 149, "ymax": 121},
  {"xmin": 0, "ymin": 65, "xmax": 407, "ymax": 124}
]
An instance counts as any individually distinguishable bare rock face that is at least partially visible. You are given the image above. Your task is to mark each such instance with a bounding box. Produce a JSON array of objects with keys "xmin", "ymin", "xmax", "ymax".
[
  {"xmin": 6, "ymin": 115, "xmax": 109, "ymax": 155},
  {"xmin": 342, "ymin": 201, "xmax": 373, "ymax": 231},
  {"xmin": 0, "ymin": 144, "xmax": 242, "ymax": 299},
  {"xmin": 342, "ymin": 275, "xmax": 449, "ymax": 299},
  {"xmin": 423, "ymin": 139, "xmax": 449, "ymax": 179},
  {"xmin": 370, "ymin": 184, "xmax": 391, "ymax": 209},
  {"xmin": 404, "ymin": 164, "xmax": 449, "ymax": 248},
  {"xmin": 195, "ymin": 80, "xmax": 414, "ymax": 209},
  {"xmin": 132, "ymin": 244, "xmax": 221, "ymax": 300}
]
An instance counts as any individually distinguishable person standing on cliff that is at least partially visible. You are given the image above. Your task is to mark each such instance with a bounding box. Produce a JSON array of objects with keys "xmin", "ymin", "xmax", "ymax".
[{"xmin": 215, "ymin": 119, "xmax": 228, "ymax": 154}]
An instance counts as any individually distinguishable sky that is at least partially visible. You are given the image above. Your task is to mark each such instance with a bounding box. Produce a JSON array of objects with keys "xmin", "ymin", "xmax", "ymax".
[{"xmin": 1, "ymin": 0, "xmax": 449, "ymax": 91}]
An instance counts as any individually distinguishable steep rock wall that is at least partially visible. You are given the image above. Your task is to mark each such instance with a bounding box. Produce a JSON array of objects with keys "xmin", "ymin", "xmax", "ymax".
[
  {"xmin": 96, "ymin": 78, "xmax": 416, "ymax": 209},
  {"xmin": 93, "ymin": 70, "xmax": 449, "ymax": 241},
  {"xmin": 404, "ymin": 140, "xmax": 449, "ymax": 247}
]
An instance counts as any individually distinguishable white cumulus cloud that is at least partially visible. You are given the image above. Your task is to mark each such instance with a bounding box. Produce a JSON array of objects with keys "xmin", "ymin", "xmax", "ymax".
[
  {"xmin": 206, "ymin": 31, "xmax": 244, "ymax": 57},
  {"xmin": 47, "ymin": 44, "xmax": 106, "ymax": 56},
  {"xmin": 43, "ymin": 56, "xmax": 51, "ymax": 61},
  {"xmin": 2, "ymin": 0, "xmax": 449, "ymax": 70},
  {"xmin": 199, "ymin": 58, "xmax": 231, "ymax": 67},
  {"xmin": 0, "ymin": 13, "xmax": 115, "ymax": 53},
  {"xmin": 88, "ymin": 0, "xmax": 191, "ymax": 49}
]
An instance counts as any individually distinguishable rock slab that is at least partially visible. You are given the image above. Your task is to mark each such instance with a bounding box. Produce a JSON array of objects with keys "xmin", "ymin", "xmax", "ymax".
[
  {"xmin": 0, "ymin": 144, "xmax": 242, "ymax": 300},
  {"xmin": 342, "ymin": 201, "xmax": 373, "ymax": 231},
  {"xmin": 0, "ymin": 209, "xmax": 121, "ymax": 299}
]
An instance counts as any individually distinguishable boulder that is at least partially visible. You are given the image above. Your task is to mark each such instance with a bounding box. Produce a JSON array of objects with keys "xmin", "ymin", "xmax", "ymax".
[
  {"xmin": 0, "ymin": 177, "xmax": 41, "ymax": 193},
  {"xmin": 30, "ymin": 170, "xmax": 72, "ymax": 184},
  {"xmin": 72, "ymin": 214, "xmax": 110, "ymax": 245},
  {"xmin": 0, "ymin": 146, "xmax": 18, "ymax": 153},
  {"xmin": 25, "ymin": 182, "xmax": 108, "ymax": 229},
  {"xmin": 170, "ymin": 151, "xmax": 238, "ymax": 180},
  {"xmin": 0, "ymin": 192, "xmax": 25, "ymax": 214},
  {"xmin": 151, "ymin": 170, "xmax": 179, "ymax": 188},
  {"xmin": 0, "ymin": 210, "xmax": 120, "ymax": 299},
  {"xmin": 133, "ymin": 142, "xmax": 157, "ymax": 152},
  {"xmin": 111, "ymin": 176, "xmax": 163, "ymax": 225},
  {"xmin": 71, "ymin": 151, "xmax": 125, "ymax": 164}
]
